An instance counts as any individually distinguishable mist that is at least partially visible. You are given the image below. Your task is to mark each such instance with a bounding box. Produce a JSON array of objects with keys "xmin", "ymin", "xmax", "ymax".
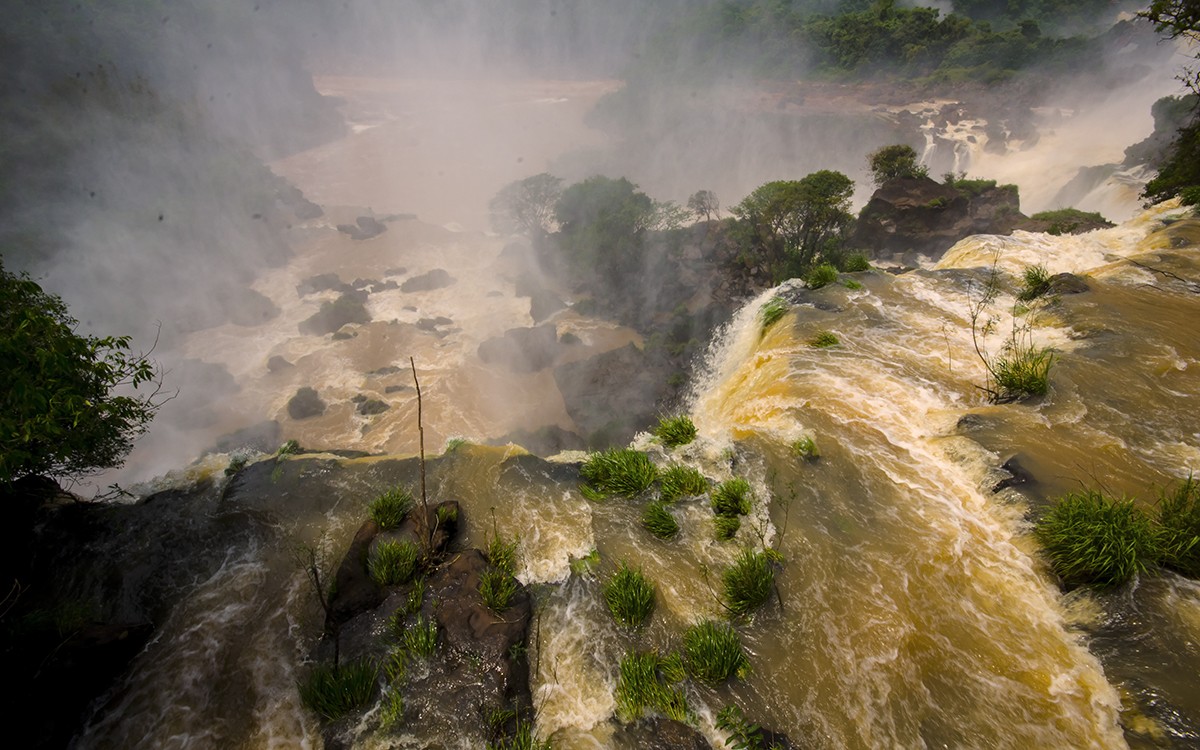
[{"xmin": 2, "ymin": 0, "xmax": 1194, "ymax": 491}]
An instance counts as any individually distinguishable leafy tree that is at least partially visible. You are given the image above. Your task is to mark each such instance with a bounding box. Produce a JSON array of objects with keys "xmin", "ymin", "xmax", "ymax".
[
  {"xmin": 687, "ymin": 189, "xmax": 720, "ymax": 221},
  {"xmin": 867, "ymin": 144, "xmax": 928, "ymax": 186},
  {"xmin": 1, "ymin": 261, "xmax": 165, "ymax": 483},
  {"xmin": 488, "ymin": 173, "xmax": 564, "ymax": 237},
  {"xmin": 1139, "ymin": 2, "xmax": 1200, "ymax": 206},
  {"xmin": 554, "ymin": 175, "xmax": 655, "ymax": 279},
  {"xmin": 730, "ymin": 170, "xmax": 854, "ymax": 282}
]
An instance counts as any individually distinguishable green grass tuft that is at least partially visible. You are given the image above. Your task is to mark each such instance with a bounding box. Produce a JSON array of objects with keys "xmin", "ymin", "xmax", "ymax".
[
  {"xmin": 642, "ymin": 501, "xmax": 680, "ymax": 540},
  {"xmin": 487, "ymin": 535, "xmax": 519, "ymax": 576},
  {"xmin": 1156, "ymin": 475, "xmax": 1200, "ymax": 577},
  {"xmin": 1017, "ymin": 264, "xmax": 1052, "ymax": 301},
  {"xmin": 722, "ymin": 550, "xmax": 776, "ymax": 618},
  {"xmin": 992, "ymin": 345, "xmax": 1054, "ymax": 399},
  {"xmin": 660, "ymin": 464, "xmax": 709, "ymax": 502},
  {"xmin": 682, "ymin": 620, "xmax": 750, "ymax": 685},
  {"xmin": 580, "ymin": 448, "xmax": 658, "ymax": 498},
  {"xmin": 369, "ymin": 487, "xmax": 415, "ymax": 530},
  {"xmin": 840, "ymin": 253, "xmax": 871, "ymax": 272},
  {"xmin": 805, "ymin": 263, "xmax": 839, "ymax": 289},
  {"xmin": 369, "ymin": 540, "xmax": 419, "ymax": 586},
  {"xmin": 1035, "ymin": 490, "xmax": 1162, "ymax": 587},
  {"xmin": 444, "ymin": 437, "xmax": 468, "ymax": 453},
  {"xmin": 653, "ymin": 414, "xmax": 698, "ymax": 448},
  {"xmin": 759, "ymin": 297, "xmax": 789, "ymax": 334},
  {"xmin": 714, "ymin": 515, "xmax": 741, "ymax": 541},
  {"xmin": 379, "ymin": 688, "xmax": 405, "ymax": 730},
  {"xmin": 615, "ymin": 650, "xmax": 690, "ymax": 723},
  {"xmin": 435, "ymin": 503, "xmax": 458, "ymax": 525},
  {"xmin": 402, "ymin": 614, "xmax": 439, "ymax": 657},
  {"xmin": 604, "ymin": 562, "xmax": 656, "ymax": 628},
  {"xmin": 808, "ymin": 330, "xmax": 839, "ymax": 348},
  {"xmin": 791, "ymin": 436, "xmax": 819, "ymax": 459},
  {"xmin": 479, "ymin": 568, "xmax": 518, "ymax": 613},
  {"xmin": 298, "ymin": 659, "xmax": 378, "ymax": 722},
  {"xmin": 712, "ymin": 477, "xmax": 752, "ymax": 516},
  {"xmin": 570, "ymin": 548, "xmax": 601, "ymax": 577}
]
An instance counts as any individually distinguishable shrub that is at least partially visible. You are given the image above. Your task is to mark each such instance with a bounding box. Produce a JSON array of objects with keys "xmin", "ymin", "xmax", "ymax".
[
  {"xmin": 805, "ymin": 263, "xmax": 839, "ymax": 289},
  {"xmin": 791, "ymin": 436, "xmax": 819, "ymax": 459},
  {"xmin": 1035, "ymin": 490, "xmax": 1163, "ymax": 587},
  {"xmin": 653, "ymin": 414, "xmax": 698, "ymax": 448},
  {"xmin": 604, "ymin": 562, "xmax": 655, "ymax": 628},
  {"xmin": 714, "ymin": 515, "xmax": 741, "ymax": 541},
  {"xmin": 444, "ymin": 437, "xmax": 468, "ymax": 453},
  {"xmin": 480, "ymin": 568, "xmax": 518, "ymax": 613},
  {"xmin": 712, "ymin": 478, "xmax": 753, "ymax": 516},
  {"xmin": 716, "ymin": 704, "xmax": 779, "ymax": 750},
  {"xmin": 580, "ymin": 448, "xmax": 658, "ymax": 498},
  {"xmin": 403, "ymin": 614, "xmax": 439, "ymax": 657},
  {"xmin": 642, "ymin": 501, "xmax": 680, "ymax": 540},
  {"xmin": 369, "ymin": 540, "xmax": 419, "ymax": 586},
  {"xmin": 723, "ymin": 550, "xmax": 775, "ymax": 618},
  {"xmin": 841, "ymin": 253, "xmax": 871, "ymax": 272},
  {"xmin": 682, "ymin": 621, "xmax": 750, "ymax": 685},
  {"xmin": 298, "ymin": 659, "xmax": 378, "ymax": 722},
  {"xmin": 759, "ymin": 297, "xmax": 789, "ymax": 333},
  {"xmin": 808, "ymin": 331, "xmax": 839, "ymax": 348},
  {"xmin": 615, "ymin": 650, "xmax": 690, "ymax": 723},
  {"xmin": 1017, "ymin": 264, "xmax": 1052, "ymax": 301},
  {"xmin": 992, "ymin": 345, "xmax": 1054, "ymax": 399},
  {"xmin": 660, "ymin": 465, "xmax": 709, "ymax": 502},
  {"xmin": 1156, "ymin": 475, "xmax": 1200, "ymax": 577},
  {"xmin": 370, "ymin": 487, "xmax": 415, "ymax": 530},
  {"xmin": 868, "ymin": 144, "xmax": 928, "ymax": 186},
  {"xmin": 1029, "ymin": 208, "xmax": 1112, "ymax": 235}
]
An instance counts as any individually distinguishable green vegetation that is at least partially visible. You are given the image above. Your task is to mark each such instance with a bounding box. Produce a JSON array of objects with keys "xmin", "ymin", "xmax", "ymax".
[
  {"xmin": 580, "ymin": 448, "xmax": 658, "ymax": 499},
  {"xmin": 716, "ymin": 704, "xmax": 784, "ymax": 750},
  {"xmin": 1035, "ymin": 491, "xmax": 1163, "ymax": 587},
  {"xmin": 1029, "ymin": 208, "xmax": 1112, "ymax": 235},
  {"xmin": 712, "ymin": 478, "xmax": 753, "ymax": 517},
  {"xmin": 791, "ymin": 436, "xmax": 820, "ymax": 460},
  {"xmin": 486, "ymin": 715, "xmax": 552, "ymax": 750},
  {"xmin": 402, "ymin": 614, "xmax": 439, "ymax": 658},
  {"xmin": 487, "ymin": 536, "xmax": 519, "ymax": 576},
  {"xmin": 805, "ymin": 263, "xmax": 840, "ymax": 290},
  {"xmin": 615, "ymin": 650, "xmax": 690, "ymax": 723},
  {"xmin": 603, "ymin": 562, "xmax": 656, "ymax": 628},
  {"xmin": 868, "ymin": 144, "xmax": 928, "ymax": 186},
  {"xmin": 839, "ymin": 253, "xmax": 872, "ymax": 273},
  {"xmin": 642, "ymin": 501, "xmax": 681, "ymax": 540},
  {"xmin": 1156, "ymin": 476, "xmax": 1200, "ymax": 577},
  {"xmin": 444, "ymin": 437, "xmax": 468, "ymax": 453},
  {"xmin": 992, "ymin": 344, "xmax": 1054, "ymax": 400},
  {"xmin": 370, "ymin": 487, "xmax": 415, "ymax": 530},
  {"xmin": 653, "ymin": 414, "xmax": 698, "ymax": 448},
  {"xmin": 943, "ymin": 175, "xmax": 1016, "ymax": 198},
  {"xmin": 1138, "ymin": 8, "xmax": 1200, "ymax": 207},
  {"xmin": 489, "ymin": 173, "xmax": 564, "ymax": 237},
  {"xmin": 379, "ymin": 688, "xmax": 405, "ymax": 730},
  {"xmin": 1, "ymin": 261, "xmax": 164, "ymax": 483},
  {"xmin": 659, "ymin": 465, "xmax": 710, "ymax": 502},
  {"xmin": 1017, "ymin": 265, "xmax": 1052, "ymax": 301},
  {"xmin": 479, "ymin": 568, "xmax": 519, "ymax": 613},
  {"xmin": 683, "ymin": 620, "xmax": 750, "ymax": 685},
  {"xmin": 555, "ymin": 175, "xmax": 655, "ymax": 283},
  {"xmin": 714, "ymin": 515, "xmax": 742, "ymax": 542},
  {"xmin": 808, "ymin": 330, "xmax": 839, "ymax": 348},
  {"xmin": 369, "ymin": 540, "xmax": 419, "ymax": 587},
  {"xmin": 435, "ymin": 503, "xmax": 458, "ymax": 525},
  {"xmin": 759, "ymin": 297, "xmax": 790, "ymax": 334},
  {"xmin": 723, "ymin": 550, "xmax": 776, "ymax": 619},
  {"xmin": 570, "ymin": 548, "xmax": 601, "ymax": 577},
  {"xmin": 298, "ymin": 659, "xmax": 378, "ymax": 722}
]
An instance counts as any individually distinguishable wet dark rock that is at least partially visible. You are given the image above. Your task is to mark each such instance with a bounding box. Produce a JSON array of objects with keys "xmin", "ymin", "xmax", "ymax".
[
  {"xmin": 1047, "ymin": 273, "xmax": 1090, "ymax": 295},
  {"xmin": 331, "ymin": 330, "xmax": 355, "ymax": 341},
  {"xmin": 350, "ymin": 393, "xmax": 368, "ymax": 403},
  {"xmin": 555, "ymin": 343, "xmax": 672, "ymax": 447},
  {"xmin": 529, "ymin": 288, "xmax": 567, "ymax": 323},
  {"xmin": 374, "ymin": 279, "xmax": 400, "ymax": 291},
  {"xmin": 487, "ymin": 290, "xmax": 504, "ymax": 297},
  {"xmin": 417, "ymin": 316, "xmax": 454, "ymax": 331},
  {"xmin": 385, "ymin": 385, "xmax": 412, "ymax": 394},
  {"xmin": 994, "ymin": 455, "xmax": 1037, "ymax": 493},
  {"xmin": 336, "ymin": 215, "xmax": 386, "ymax": 240},
  {"xmin": 429, "ymin": 548, "xmax": 531, "ymax": 663},
  {"xmin": 560, "ymin": 332, "xmax": 582, "ymax": 345},
  {"xmin": 210, "ymin": 420, "xmax": 282, "ymax": 456},
  {"xmin": 477, "ymin": 324, "xmax": 561, "ymax": 372},
  {"xmin": 357, "ymin": 398, "xmax": 390, "ymax": 415},
  {"xmin": 327, "ymin": 519, "xmax": 385, "ymax": 630},
  {"xmin": 385, "ymin": 267, "xmax": 407, "ymax": 277},
  {"xmin": 369, "ymin": 365, "xmax": 403, "ymax": 376},
  {"xmin": 225, "ymin": 288, "xmax": 281, "ymax": 326},
  {"xmin": 401, "ymin": 269, "xmax": 455, "ymax": 292},
  {"xmin": 287, "ymin": 387, "xmax": 326, "ymax": 420},
  {"xmin": 266, "ymin": 355, "xmax": 293, "ymax": 373},
  {"xmin": 276, "ymin": 182, "xmax": 324, "ymax": 220},
  {"xmin": 299, "ymin": 291, "xmax": 370, "ymax": 335},
  {"xmin": 611, "ymin": 718, "xmax": 710, "ymax": 749},
  {"xmin": 296, "ymin": 273, "xmax": 350, "ymax": 297}
]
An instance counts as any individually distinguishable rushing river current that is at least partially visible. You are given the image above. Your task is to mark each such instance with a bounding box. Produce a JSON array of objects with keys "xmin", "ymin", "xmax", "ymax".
[{"xmin": 78, "ymin": 79, "xmax": 1200, "ymax": 749}]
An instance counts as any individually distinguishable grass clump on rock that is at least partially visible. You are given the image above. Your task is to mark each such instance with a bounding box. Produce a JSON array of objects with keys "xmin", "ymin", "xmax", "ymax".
[
  {"xmin": 1017, "ymin": 264, "xmax": 1052, "ymax": 301},
  {"xmin": 615, "ymin": 650, "xmax": 690, "ymax": 723},
  {"xmin": 402, "ymin": 614, "xmax": 439, "ymax": 658},
  {"xmin": 723, "ymin": 550, "xmax": 775, "ymax": 619},
  {"xmin": 1156, "ymin": 475, "xmax": 1200, "ymax": 577},
  {"xmin": 682, "ymin": 620, "xmax": 750, "ymax": 685},
  {"xmin": 370, "ymin": 486, "xmax": 415, "ymax": 530},
  {"xmin": 659, "ymin": 465, "xmax": 709, "ymax": 502},
  {"xmin": 1035, "ymin": 490, "xmax": 1163, "ymax": 587},
  {"xmin": 580, "ymin": 448, "xmax": 658, "ymax": 499},
  {"xmin": 805, "ymin": 263, "xmax": 839, "ymax": 290},
  {"xmin": 481, "ymin": 534, "xmax": 520, "ymax": 613},
  {"xmin": 604, "ymin": 562, "xmax": 655, "ymax": 628},
  {"xmin": 992, "ymin": 345, "xmax": 1053, "ymax": 400},
  {"xmin": 759, "ymin": 297, "xmax": 789, "ymax": 334},
  {"xmin": 642, "ymin": 501, "xmax": 680, "ymax": 540},
  {"xmin": 653, "ymin": 414, "xmax": 698, "ymax": 448},
  {"xmin": 714, "ymin": 515, "xmax": 741, "ymax": 541},
  {"xmin": 298, "ymin": 659, "xmax": 378, "ymax": 722},
  {"xmin": 369, "ymin": 540, "xmax": 419, "ymax": 586},
  {"xmin": 712, "ymin": 477, "xmax": 753, "ymax": 517},
  {"xmin": 808, "ymin": 330, "xmax": 839, "ymax": 348}
]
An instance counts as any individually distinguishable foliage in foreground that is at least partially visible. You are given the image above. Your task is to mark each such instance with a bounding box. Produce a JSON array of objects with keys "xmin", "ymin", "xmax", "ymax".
[
  {"xmin": 723, "ymin": 550, "xmax": 776, "ymax": 619},
  {"xmin": 653, "ymin": 414, "xmax": 698, "ymax": 448},
  {"xmin": 759, "ymin": 297, "xmax": 789, "ymax": 334},
  {"xmin": 1035, "ymin": 491, "xmax": 1164, "ymax": 587},
  {"xmin": 1156, "ymin": 475, "xmax": 1200, "ymax": 577},
  {"xmin": 808, "ymin": 331, "xmax": 839, "ymax": 348},
  {"xmin": 604, "ymin": 562, "xmax": 655, "ymax": 628},
  {"xmin": 659, "ymin": 465, "xmax": 710, "ymax": 502},
  {"xmin": 1016, "ymin": 265, "xmax": 1052, "ymax": 302},
  {"xmin": 369, "ymin": 540, "xmax": 419, "ymax": 586},
  {"xmin": 1, "ymin": 261, "xmax": 164, "ymax": 482},
  {"xmin": 480, "ymin": 568, "xmax": 518, "ymax": 613},
  {"xmin": 716, "ymin": 704, "xmax": 786, "ymax": 750},
  {"xmin": 298, "ymin": 659, "xmax": 378, "ymax": 722},
  {"xmin": 991, "ymin": 344, "xmax": 1054, "ymax": 400},
  {"xmin": 712, "ymin": 478, "xmax": 753, "ymax": 517},
  {"xmin": 714, "ymin": 515, "xmax": 742, "ymax": 541},
  {"xmin": 580, "ymin": 448, "xmax": 658, "ymax": 499},
  {"xmin": 805, "ymin": 263, "xmax": 840, "ymax": 290},
  {"xmin": 683, "ymin": 620, "xmax": 750, "ymax": 685},
  {"xmin": 642, "ymin": 501, "xmax": 680, "ymax": 540},
  {"xmin": 369, "ymin": 487, "xmax": 415, "ymax": 530},
  {"xmin": 615, "ymin": 650, "xmax": 690, "ymax": 723}
]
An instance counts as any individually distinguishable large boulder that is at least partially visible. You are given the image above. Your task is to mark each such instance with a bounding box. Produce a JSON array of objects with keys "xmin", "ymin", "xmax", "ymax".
[
  {"xmin": 401, "ymin": 269, "xmax": 456, "ymax": 292},
  {"xmin": 554, "ymin": 343, "xmax": 673, "ymax": 447},
  {"xmin": 287, "ymin": 387, "xmax": 326, "ymax": 419},
  {"xmin": 298, "ymin": 290, "xmax": 370, "ymax": 335},
  {"xmin": 477, "ymin": 324, "xmax": 561, "ymax": 372}
]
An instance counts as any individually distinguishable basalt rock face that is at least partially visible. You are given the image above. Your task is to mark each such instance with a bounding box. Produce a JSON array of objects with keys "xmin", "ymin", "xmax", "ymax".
[
  {"xmin": 854, "ymin": 176, "xmax": 1024, "ymax": 262},
  {"xmin": 554, "ymin": 342, "xmax": 676, "ymax": 447},
  {"xmin": 477, "ymin": 324, "xmax": 562, "ymax": 372}
]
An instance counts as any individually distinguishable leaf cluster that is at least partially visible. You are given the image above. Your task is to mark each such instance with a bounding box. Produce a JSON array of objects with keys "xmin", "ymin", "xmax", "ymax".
[
  {"xmin": 298, "ymin": 659, "xmax": 378, "ymax": 722},
  {"xmin": 615, "ymin": 650, "xmax": 690, "ymax": 723},
  {"xmin": 682, "ymin": 620, "xmax": 750, "ymax": 685},
  {"xmin": 604, "ymin": 562, "xmax": 656, "ymax": 628},
  {"xmin": 722, "ymin": 550, "xmax": 776, "ymax": 619},
  {"xmin": 653, "ymin": 414, "xmax": 698, "ymax": 448}
]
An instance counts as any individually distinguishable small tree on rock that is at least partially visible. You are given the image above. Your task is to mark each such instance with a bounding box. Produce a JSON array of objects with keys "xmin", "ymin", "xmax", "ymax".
[
  {"xmin": 867, "ymin": 144, "xmax": 928, "ymax": 186},
  {"xmin": 489, "ymin": 173, "xmax": 564, "ymax": 237},
  {"xmin": 687, "ymin": 189, "xmax": 720, "ymax": 222}
]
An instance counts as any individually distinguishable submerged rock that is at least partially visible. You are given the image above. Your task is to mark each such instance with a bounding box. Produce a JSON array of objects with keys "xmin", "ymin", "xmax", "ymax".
[
  {"xmin": 298, "ymin": 290, "xmax": 370, "ymax": 335},
  {"xmin": 555, "ymin": 342, "xmax": 673, "ymax": 447},
  {"xmin": 336, "ymin": 215, "xmax": 386, "ymax": 240},
  {"xmin": 287, "ymin": 387, "xmax": 326, "ymax": 419},
  {"xmin": 477, "ymin": 324, "xmax": 560, "ymax": 372},
  {"xmin": 357, "ymin": 398, "xmax": 390, "ymax": 416},
  {"xmin": 401, "ymin": 269, "xmax": 455, "ymax": 292},
  {"xmin": 266, "ymin": 355, "xmax": 293, "ymax": 373}
]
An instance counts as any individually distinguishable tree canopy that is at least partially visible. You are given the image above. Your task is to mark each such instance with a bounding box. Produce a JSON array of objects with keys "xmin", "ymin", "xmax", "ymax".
[
  {"xmin": 867, "ymin": 144, "xmax": 929, "ymax": 186},
  {"xmin": 488, "ymin": 173, "xmax": 564, "ymax": 237},
  {"xmin": 1, "ymin": 261, "xmax": 164, "ymax": 484},
  {"xmin": 554, "ymin": 175, "xmax": 656, "ymax": 279}
]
